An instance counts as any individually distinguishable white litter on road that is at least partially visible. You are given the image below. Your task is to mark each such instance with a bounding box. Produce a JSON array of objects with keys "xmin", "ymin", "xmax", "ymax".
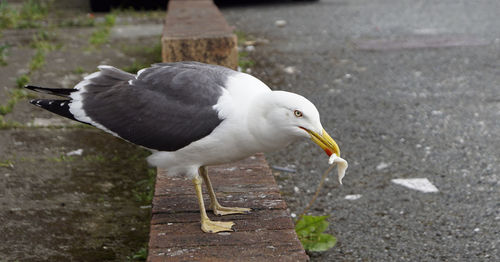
[
  {"xmin": 66, "ymin": 149, "xmax": 83, "ymax": 156},
  {"xmin": 391, "ymin": 178, "xmax": 439, "ymax": 193},
  {"xmin": 376, "ymin": 162, "xmax": 390, "ymax": 170},
  {"xmin": 275, "ymin": 20, "xmax": 287, "ymax": 27},
  {"xmin": 344, "ymin": 194, "xmax": 362, "ymax": 200},
  {"xmin": 283, "ymin": 66, "xmax": 296, "ymax": 74}
]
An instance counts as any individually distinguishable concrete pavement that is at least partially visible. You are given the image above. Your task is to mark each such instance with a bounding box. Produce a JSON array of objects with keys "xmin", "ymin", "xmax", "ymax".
[{"xmin": 223, "ymin": 0, "xmax": 500, "ymax": 260}]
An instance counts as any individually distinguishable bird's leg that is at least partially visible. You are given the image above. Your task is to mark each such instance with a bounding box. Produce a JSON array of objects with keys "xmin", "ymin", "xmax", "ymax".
[
  {"xmin": 199, "ymin": 166, "xmax": 251, "ymax": 216},
  {"xmin": 192, "ymin": 175, "xmax": 234, "ymax": 233}
]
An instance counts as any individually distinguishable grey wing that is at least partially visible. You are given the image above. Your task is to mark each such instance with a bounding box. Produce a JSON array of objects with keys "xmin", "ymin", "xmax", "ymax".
[{"xmin": 75, "ymin": 63, "xmax": 234, "ymax": 151}]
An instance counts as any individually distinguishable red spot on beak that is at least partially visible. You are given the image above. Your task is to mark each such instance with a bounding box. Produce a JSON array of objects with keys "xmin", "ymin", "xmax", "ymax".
[{"xmin": 324, "ymin": 148, "xmax": 333, "ymax": 156}]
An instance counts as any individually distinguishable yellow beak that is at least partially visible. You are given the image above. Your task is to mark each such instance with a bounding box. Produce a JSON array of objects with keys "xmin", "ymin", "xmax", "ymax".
[{"xmin": 305, "ymin": 128, "xmax": 340, "ymax": 157}]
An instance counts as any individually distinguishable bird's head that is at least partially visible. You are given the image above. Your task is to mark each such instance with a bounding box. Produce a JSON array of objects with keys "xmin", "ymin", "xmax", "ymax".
[{"xmin": 257, "ymin": 91, "xmax": 340, "ymax": 157}]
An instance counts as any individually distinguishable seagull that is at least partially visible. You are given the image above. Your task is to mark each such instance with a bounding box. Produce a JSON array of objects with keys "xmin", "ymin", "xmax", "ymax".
[{"xmin": 25, "ymin": 61, "xmax": 341, "ymax": 233}]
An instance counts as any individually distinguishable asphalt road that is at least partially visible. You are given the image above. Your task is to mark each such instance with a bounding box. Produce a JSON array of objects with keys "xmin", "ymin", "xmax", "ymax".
[{"xmin": 223, "ymin": 1, "xmax": 500, "ymax": 261}]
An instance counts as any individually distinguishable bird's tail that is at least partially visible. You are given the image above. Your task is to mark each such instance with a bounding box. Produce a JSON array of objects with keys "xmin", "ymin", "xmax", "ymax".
[{"xmin": 24, "ymin": 85, "xmax": 76, "ymax": 98}]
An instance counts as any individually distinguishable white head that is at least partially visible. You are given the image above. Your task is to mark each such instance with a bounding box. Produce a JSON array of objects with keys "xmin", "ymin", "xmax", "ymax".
[{"xmin": 250, "ymin": 91, "xmax": 340, "ymax": 156}]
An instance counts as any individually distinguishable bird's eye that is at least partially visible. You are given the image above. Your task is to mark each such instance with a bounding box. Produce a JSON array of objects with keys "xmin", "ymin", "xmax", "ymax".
[{"xmin": 294, "ymin": 110, "xmax": 303, "ymax": 117}]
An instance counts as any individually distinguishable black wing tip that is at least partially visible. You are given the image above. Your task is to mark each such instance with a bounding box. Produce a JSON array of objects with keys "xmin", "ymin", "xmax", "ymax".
[
  {"xmin": 23, "ymin": 85, "xmax": 76, "ymax": 97},
  {"xmin": 29, "ymin": 98, "xmax": 40, "ymax": 104},
  {"xmin": 25, "ymin": 84, "xmax": 41, "ymax": 90}
]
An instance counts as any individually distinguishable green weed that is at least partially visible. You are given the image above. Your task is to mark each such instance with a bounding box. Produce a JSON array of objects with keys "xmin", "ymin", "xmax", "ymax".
[
  {"xmin": 121, "ymin": 41, "xmax": 162, "ymax": 73},
  {"xmin": 59, "ymin": 14, "xmax": 96, "ymax": 28},
  {"xmin": 234, "ymin": 30, "xmax": 249, "ymax": 45},
  {"xmin": 30, "ymin": 48, "xmax": 46, "ymax": 70},
  {"xmin": 132, "ymin": 168, "xmax": 156, "ymax": 204},
  {"xmin": 128, "ymin": 246, "xmax": 147, "ymax": 261},
  {"xmin": 83, "ymin": 154, "xmax": 107, "ymax": 163},
  {"xmin": 235, "ymin": 31, "xmax": 255, "ymax": 72},
  {"xmin": 0, "ymin": 1, "xmax": 17, "ymax": 29},
  {"xmin": 73, "ymin": 66, "xmax": 85, "ymax": 74},
  {"xmin": 16, "ymin": 74, "xmax": 30, "ymax": 88},
  {"xmin": 0, "ymin": 44, "xmax": 7, "ymax": 66},
  {"xmin": 89, "ymin": 27, "xmax": 111, "ymax": 46},
  {"xmin": 0, "ymin": 115, "xmax": 22, "ymax": 129},
  {"xmin": 122, "ymin": 61, "xmax": 146, "ymax": 74},
  {"xmin": 28, "ymin": 30, "xmax": 58, "ymax": 71},
  {"xmin": 295, "ymin": 215, "xmax": 337, "ymax": 252},
  {"xmin": 111, "ymin": 7, "xmax": 165, "ymax": 21},
  {"xmin": 0, "ymin": 0, "xmax": 48, "ymax": 29},
  {"xmin": 17, "ymin": 0, "xmax": 48, "ymax": 28},
  {"xmin": 238, "ymin": 51, "xmax": 254, "ymax": 72},
  {"xmin": 0, "ymin": 159, "xmax": 14, "ymax": 168},
  {"xmin": 89, "ymin": 14, "xmax": 116, "ymax": 47},
  {"xmin": 104, "ymin": 13, "xmax": 116, "ymax": 27},
  {"xmin": 0, "ymin": 88, "xmax": 30, "ymax": 115}
]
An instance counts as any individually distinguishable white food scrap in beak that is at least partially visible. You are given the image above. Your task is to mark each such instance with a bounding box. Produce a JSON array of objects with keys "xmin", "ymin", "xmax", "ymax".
[{"xmin": 328, "ymin": 154, "xmax": 348, "ymax": 184}]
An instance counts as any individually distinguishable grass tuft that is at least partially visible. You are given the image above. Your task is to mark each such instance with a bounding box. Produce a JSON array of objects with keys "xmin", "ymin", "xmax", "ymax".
[
  {"xmin": 89, "ymin": 14, "xmax": 116, "ymax": 47},
  {"xmin": 128, "ymin": 246, "xmax": 148, "ymax": 261},
  {"xmin": 132, "ymin": 168, "xmax": 156, "ymax": 204},
  {"xmin": 16, "ymin": 74, "xmax": 30, "ymax": 88},
  {"xmin": 0, "ymin": 44, "xmax": 8, "ymax": 66},
  {"xmin": 0, "ymin": 1, "xmax": 17, "ymax": 29},
  {"xmin": 235, "ymin": 30, "xmax": 255, "ymax": 72},
  {"xmin": 0, "ymin": 0, "xmax": 48, "ymax": 30},
  {"xmin": 73, "ymin": 66, "xmax": 85, "ymax": 74},
  {"xmin": 0, "ymin": 88, "xmax": 30, "ymax": 115},
  {"xmin": 59, "ymin": 14, "xmax": 96, "ymax": 28},
  {"xmin": 121, "ymin": 41, "xmax": 162, "ymax": 74}
]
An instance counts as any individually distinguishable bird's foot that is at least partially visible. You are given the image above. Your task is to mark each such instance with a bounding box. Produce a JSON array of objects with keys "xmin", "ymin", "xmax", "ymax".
[
  {"xmin": 211, "ymin": 204, "xmax": 251, "ymax": 216},
  {"xmin": 201, "ymin": 219, "xmax": 234, "ymax": 233}
]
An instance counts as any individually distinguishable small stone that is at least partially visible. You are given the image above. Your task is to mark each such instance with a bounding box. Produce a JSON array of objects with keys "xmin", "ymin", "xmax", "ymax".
[
  {"xmin": 344, "ymin": 194, "xmax": 362, "ymax": 200},
  {"xmin": 245, "ymin": 45, "xmax": 255, "ymax": 52},
  {"xmin": 376, "ymin": 162, "xmax": 390, "ymax": 170},
  {"xmin": 275, "ymin": 20, "xmax": 287, "ymax": 27},
  {"xmin": 283, "ymin": 66, "xmax": 296, "ymax": 74},
  {"xmin": 67, "ymin": 149, "xmax": 84, "ymax": 156}
]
